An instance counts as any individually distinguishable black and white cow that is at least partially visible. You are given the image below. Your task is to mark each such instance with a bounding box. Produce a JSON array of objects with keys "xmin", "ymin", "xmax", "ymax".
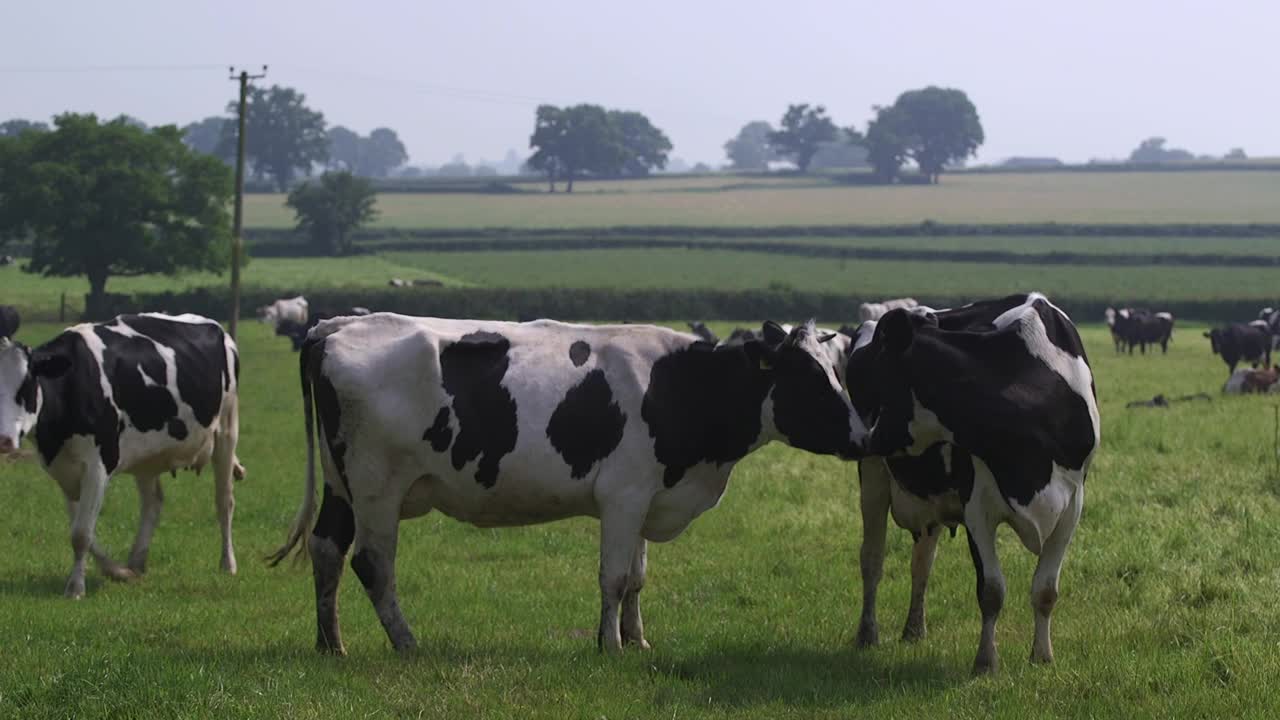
[
  {"xmin": 0, "ymin": 255, "xmax": 15, "ymax": 267},
  {"xmin": 686, "ymin": 321, "xmax": 719, "ymax": 344},
  {"xmin": 1257, "ymin": 307, "xmax": 1280, "ymax": 349},
  {"xmin": 269, "ymin": 315, "xmax": 867, "ymax": 655},
  {"xmin": 1205, "ymin": 323, "xmax": 1271, "ymax": 375},
  {"xmin": 0, "ymin": 314, "xmax": 242, "ymax": 598},
  {"xmin": 276, "ymin": 307, "xmax": 373, "ymax": 351},
  {"xmin": 846, "ymin": 293, "xmax": 1099, "ymax": 673},
  {"xmin": 1106, "ymin": 308, "xmax": 1174, "ymax": 355}
]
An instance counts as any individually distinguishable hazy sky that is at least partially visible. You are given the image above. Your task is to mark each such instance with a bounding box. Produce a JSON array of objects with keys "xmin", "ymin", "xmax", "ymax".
[{"xmin": 4, "ymin": 1, "xmax": 1276, "ymax": 167}]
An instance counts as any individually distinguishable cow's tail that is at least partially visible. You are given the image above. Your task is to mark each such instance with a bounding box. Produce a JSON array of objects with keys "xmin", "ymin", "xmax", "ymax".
[{"xmin": 266, "ymin": 337, "xmax": 321, "ymax": 566}]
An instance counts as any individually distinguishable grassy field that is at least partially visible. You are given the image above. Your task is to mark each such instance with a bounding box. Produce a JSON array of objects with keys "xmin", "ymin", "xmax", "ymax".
[
  {"xmin": 388, "ymin": 248, "xmax": 1280, "ymax": 302},
  {"xmin": 1, "ymin": 321, "xmax": 1279, "ymax": 718},
  {"xmin": 244, "ymin": 172, "xmax": 1280, "ymax": 228}
]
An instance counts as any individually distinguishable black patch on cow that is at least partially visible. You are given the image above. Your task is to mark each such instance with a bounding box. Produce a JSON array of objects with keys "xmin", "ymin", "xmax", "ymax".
[
  {"xmin": 167, "ymin": 418, "xmax": 188, "ymax": 440},
  {"xmin": 423, "ymin": 407, "xmax": 453, "ymax": 452},
  {"xmin": 569, "ymin": 340, "xmax": 591, "ymax": 367},
  {"xmin": 770, "ymin": 346, "xmax": 854, "ymax": 456},
  {"xmin": 15, "ymin": 349, "xmax": 38, "ymax": 413},
  {"xmin": 350, "ymin": 548, "xmax": 385, "ymax": 605},
  {"xmin": 546, "ymin": 369, "xmax": 627, "ymax": 478},
  {"xmin": 120, "ymin": 315, "xmax": 227, "ymax": 427},
  {"xmin": 93, "ymin": 326, "xmax": 179, "ymax": 433},
  {"xmin": 309, "ymin": 339, "xmax": 351, "ymax": 496},
  {"xmin": 966, "ymin": 527, "xmax": 985, "ymax": 601},
  {"xmin": 439, "ymin": 331, "xmax": 519, "ymax": 488},
  {"xmin": 641, "ymin": 342, "xmax": 772, "ymax": 487},
  {"xmin": 886, "ymin": 442, "xmax": 975, "ymax": 503},
  {"xmin": 313, "ymin": 483, "xmax": 355, "ymax": 553},
  {"xmin": 0, "ymin": 305, "xmax": 20, "ymax": 339},
  {"xmin": 1029, "ymin": 298, "xmax": 1088, "ymax": 360},
  {"xmin": 31, "ymin": 331, "xmax": 121, "ymax": 473}
]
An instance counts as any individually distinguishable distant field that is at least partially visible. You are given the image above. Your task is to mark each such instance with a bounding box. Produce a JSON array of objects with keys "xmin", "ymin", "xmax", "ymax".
[
  {"xmin": 0, "ymin": 257, "xmax": 462, "ymax": 320},
  {"xmin": 387, "ymin": 248, "xmax": 1280, "ymax": 302},
  {"xmin": 245, "ymin": 172, "xmax": 1280, "ymax": 229}
]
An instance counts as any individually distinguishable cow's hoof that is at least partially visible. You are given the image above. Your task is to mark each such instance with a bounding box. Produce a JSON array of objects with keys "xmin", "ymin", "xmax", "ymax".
[
  {"xmin": 233, "ymin": 462, "xmax": 246, "ymax": 481},
  {"xmin": 63, "ymin": 582, "xmax": 85, "ymax": 600},
  {"xmin": 624, "ymin": 637, "xmax": 652, "ymax": 651},
  {"xmin": 855, "ymin": 622, "xmax": 879, "ymax": 648},
  {"xmin": 972, "ymin": 653, "xmax": 999, "ymax": 676},
  {"xmin": 901, "ymin": 621, "xmax": 926, "ymax": 643},
  {"xmin": 316, "ymin": 643, "xmax": 347, "ymax": 657},
  {"xmin": 104, "ymin": 566, "xmax": 137, "ymax": 582},
  {"xmin": 221, "ymin": 556, "xmax": 238, "ymax": 575}
]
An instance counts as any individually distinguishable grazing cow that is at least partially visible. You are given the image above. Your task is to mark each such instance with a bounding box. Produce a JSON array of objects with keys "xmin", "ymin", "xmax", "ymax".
[
  {"xmin": 257, "ymin": 295, "xmax": 309, "ymax": 329},
  {"xmin": 0, "ymin": 255, "xmax": 14, "ymax": 267},
  {"xmin": 388, "ymin": 278, "xmax": 408, "ymax": 288},
  {"xmin": 686, "ymin": 322, "xmax": 719, "ymax": 344},
  {"xmin": 846, "ymin": 293, "xmax": 1099, "ymax": 673},
  {"xmin": 1223, "ymin": 366, "xmax": 1280, "ymax": 394},
  {"xmin": 268, "ymin": 315, "xmax": 867, "ymax": 655},
  {"xmin": 0, "ymin": 305, "xmax": 19, "ymax": 339},
  {"xmin": 1205, "ymin": 323, "xmax": 1271, "ymax": 375},
  {"xmin": 276, "ymin": 307, "xmax": 374, "ymax": 352},
  {"xmin": 1104, "ymin": 308, "xmax": 1126, "ymax": 353},
  {"xmin": 1257, "ymin": 307, "xmax": 1280, "ymax": 349},
  {"xmin": 0, "ymin": 314, "xmax": 242, "ymax": 598},
  {"xmin": 858, "ymin": 298, "xmax": 919, "ymax": 323},
  {"xmin": 1111, "ymin": 309, "xmax": 1174, "ymax": 355}
]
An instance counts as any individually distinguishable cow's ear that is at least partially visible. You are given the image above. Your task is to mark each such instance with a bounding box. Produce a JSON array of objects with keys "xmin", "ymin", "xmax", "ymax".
[
  {"xmin": 31, "ymin": 351, "xmax": 71, "ymax": 378},
  {"xmin": 741, "ymin": 338, "xmax": 777, "ymax": 371},
  {"xmin": 878, "ymin": 309, "xmax": 916, "ymax": 354},
  {"xmin": 761, "ymin": 321, "xmax": 787, "ymax": 347},
  {"xmin": 818, "ymin": 332, "xmax": 837, "ymax": 344}
]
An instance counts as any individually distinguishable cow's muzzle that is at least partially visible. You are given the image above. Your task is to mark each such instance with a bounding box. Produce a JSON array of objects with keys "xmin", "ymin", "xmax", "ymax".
[{"xmin": 0, "ymin": 436, "xmax": 16, "ymax": 455}]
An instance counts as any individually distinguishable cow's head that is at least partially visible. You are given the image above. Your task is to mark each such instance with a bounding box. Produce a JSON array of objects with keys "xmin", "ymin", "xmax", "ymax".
[
  {"xmin": 845, "ymin": 309, "xmax": 950, "ymax": 457},
  {"xmin": 758, "ymin": 320, "xmax": 867, "ymax": 458},
  {"xmin": 1204, "ymin": 329, "xmax": 1220, "ymax": 355},
  {"xmin": 0, "ymin": 338, "xmax": 69, "ymax": 455}
]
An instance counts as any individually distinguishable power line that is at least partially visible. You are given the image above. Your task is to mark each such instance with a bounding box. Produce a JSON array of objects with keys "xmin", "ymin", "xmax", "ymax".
[
  {"xmin": 276, "ymin": 64, "xmax": 555, "ymax": 107},
  {"xmin": 0, "ymin": 63, "xmax": 228, "ymax": 73}
]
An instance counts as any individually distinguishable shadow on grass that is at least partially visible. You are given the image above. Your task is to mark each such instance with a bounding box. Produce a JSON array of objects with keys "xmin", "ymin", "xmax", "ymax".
[
  {"xmin": 663, "ymin": 640, "xmax": 963, "ymax": 709},
  {"xmin": 0, "ymin": 572, "xmax": 93, "ymax": 598}
]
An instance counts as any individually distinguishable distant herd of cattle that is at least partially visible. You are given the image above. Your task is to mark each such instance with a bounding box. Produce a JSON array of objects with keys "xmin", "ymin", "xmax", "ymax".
[{"xmin": 0, "ymin": 291, "xmax": 1270, "ymax": 675}]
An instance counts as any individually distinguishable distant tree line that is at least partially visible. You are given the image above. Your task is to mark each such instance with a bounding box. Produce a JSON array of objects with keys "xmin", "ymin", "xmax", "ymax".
[
  {"xmin": 724, "ymin": 86, "xmax": 985, "ymax": 184},
  {"xmin": 526, "ymin": 104, "xmax": 672, "ymax": 192}
]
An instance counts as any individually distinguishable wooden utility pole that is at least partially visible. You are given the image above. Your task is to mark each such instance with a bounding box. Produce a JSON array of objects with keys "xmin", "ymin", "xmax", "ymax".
[{"xmin": 228, "ymin": 65, "xmax": 267, "ymax": 339}]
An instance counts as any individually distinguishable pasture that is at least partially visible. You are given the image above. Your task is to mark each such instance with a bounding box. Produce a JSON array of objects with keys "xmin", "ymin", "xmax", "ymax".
[
  {"xmin": 2, "ymin": 320, "xmax": 1279, "ymax": 719},
  {"xmin": 244, "ymin": 171, "xmax": 1280, "ymax": 228}
]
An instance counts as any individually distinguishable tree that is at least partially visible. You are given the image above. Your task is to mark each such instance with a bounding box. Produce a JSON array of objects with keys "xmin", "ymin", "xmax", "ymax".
[
  {"xmin": 0, "ymin": 114, "xmax": 232, "ymax": 317},
  {"xmin": 217, "ymin": 85, "xmax": 328, "ymax": 191},
  {"xmin": 724, "ymin": 121, "xmax": 777, "ymax": 171},
  {"xmin": 1225, "ymin": 147, "xmax": 1247, "ymax": 161},
  {"xmin": 863, "ymin": 105, "xmax": 912, "ymax": 182},
  {"xmin": 891, "ymin": 87, "xmax": 984, "ymax": 183},
  {"xmin": 610, "ymin": 110, "xmax": 671, "ymax": 176},
  {"xmin": 1128, "ymin": 137, "xmax": 1194, "ymax": 163},
  {"xmin": 326, "ymin": 125, "xmax": 361, "ymax": 172},
  {"xmin": 768, "ymin": 104, "xmax": 837, "ymax": 173},
  {"xmin": 0, "ymin": 118, "xmax": 50, "ymax": 138},
  {"xmin": 286, "ymin": 171, "xmax": 377, "ymax": 256},
  {"xmin": 809, "ymin": 128, "xmax": 868, "ymax": 170},
  {"xmin": 182, "ymin": 116, "xmax": 228, "ymax": 156},
  {"xmin": 527, "ymin": 104, "xmax": 623, "ymax": 192}
]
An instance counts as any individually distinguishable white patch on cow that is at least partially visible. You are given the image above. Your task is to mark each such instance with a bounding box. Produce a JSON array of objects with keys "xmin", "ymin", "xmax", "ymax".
[
  {"xmin": 852, "ymin": 320, "xmax": 877, "ymax": 352},
  {"xmin": 1155, "ymin": 312, "xmax": 1173, "ymax": 321},
  {"xmin": 0, "ymin": 339, "xmax": 36, "ymax": 450},
  {"xmin": 1103, "ymin": 308, "xmax": 1116, "ymax": 327},
  {"xmin": 905, "ymin": 394, "xmax": 953, "ymax": 455},
  {"xmin": 1223, "ymin": 369, "xmax": 1250, "ymax": 394}
]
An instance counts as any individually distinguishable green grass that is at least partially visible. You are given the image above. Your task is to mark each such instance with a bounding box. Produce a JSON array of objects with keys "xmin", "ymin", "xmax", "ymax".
[
  {"xmin": 388, "ymin": 248, "xmax": 1280, "ymax": 301},
  {"xmin": 0, "ymin": 258, "xmax": 463, "ymax": 321},
  {"xmin": 245, "ymin": 172, "xmax": 1280, "ymax": 229},
  {"xmin": 2, "ymin": 321, "xmax": 1279, "ymax": 718}
]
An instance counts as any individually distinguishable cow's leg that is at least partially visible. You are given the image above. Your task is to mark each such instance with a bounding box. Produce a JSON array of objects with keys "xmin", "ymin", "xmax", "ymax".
[
  {"xmin": 902, "ymin": 525, "xmax": 942, "ymax": 642},
  {"xmin": 212, "ymin": 407, "xmax": 239, "ymax": 574},
  {"xmin": 310, "ymin": 484, "xmax": 355, "ymax": 655},
  {"xmin": 620, "ymin": 540, "xmax": 650, "ymax": 649},
  {"xmin": 597, "ymin": 506, "xmax": 645, "ymax": 654},
  {"xmin": 350, "ymin": 497, "xmax": 416, "ymax": 653},
  {"xmin": 964, "ymin": 513, "xmax": 1005, "ymax": 674},
  {"xmin": 127, "ymin": 474, "xmax": 164, "ymax": 574},
  {"xmin": 856, "ymin": 459, "xmax": 891, "ymax": 647},
  {"xmin": 1030, "ymin": 486, "xmax": 1084, "ymax": 664},
  {"xmin": 63, "ymin": 496, "xmax": 134, "ymax": 584},
  {"xmin": 63, "ymin": 466, "xmax": 113, "ymax": 598}
]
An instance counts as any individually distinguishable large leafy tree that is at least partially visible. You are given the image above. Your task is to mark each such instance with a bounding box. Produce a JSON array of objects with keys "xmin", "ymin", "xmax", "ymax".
[
  {"xmin": 724, "ymin": 121, "xmax": 777, "ymax": 171},
  {"xmin": 286, "ymin": 170, "xmax": 378, "ymax": 256},
  {"xmin": 182, "ymin": 116, "xmax": 229, "ymax": 156},
  {"xmin": 218, "ymin": 84, "xmax": 328, "ymax": 191},
  {"xmin": 0, "ymin": 114, "xmax": 232, "ymax": 317},
  {"xmin": 527, "ymin": 104, "xmax": 624, "ymax": 193},
  {"xmin": 863, "ymin": 105, "xmax": 912, "ymax": 182},
  {"xmin": 610, "ymin": 110, "xmax": 671, "ymax": 177},
  {"xmin": 769, "ymin": 104, "xmax": 837, "ymax": 173},
  {"xmin": 327, "ymin": 126, "xmax": 408, "ymax": 177},
  {"xmin": 1128, "ymin": 137, "xmax": 1194, "ymax": 163},
  {"xmin": 892, "ymin": 87, "xmax": 984, "ymax": 183},
  {"xmin": 0, "ymin": 119, "xmax": 50, "ymax": 138}
]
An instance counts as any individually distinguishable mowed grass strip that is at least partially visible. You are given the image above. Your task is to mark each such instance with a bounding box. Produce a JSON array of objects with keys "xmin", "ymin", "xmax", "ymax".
[
  {"xmin": 388, "ymin": 248, "xmax": 1280, "ymax": 301},
  {"xmin": 0, "ymin": 322, "xmax": 1278, "ymax": 718},
  {"xmin": 245, "ymin": 171, "xmax": 1280, "ymax": 229}
]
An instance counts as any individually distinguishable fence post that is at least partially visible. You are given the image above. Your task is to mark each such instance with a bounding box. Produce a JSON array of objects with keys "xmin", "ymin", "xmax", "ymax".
[{"xmin": 59, "ymin": 292, "xmax": 66, "ymax": 322}]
